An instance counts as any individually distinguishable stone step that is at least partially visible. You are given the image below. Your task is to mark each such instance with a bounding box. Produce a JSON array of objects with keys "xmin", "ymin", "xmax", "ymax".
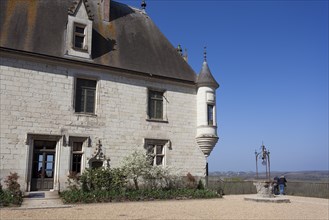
[{"xmin": 19, "ymin": 191, "xmax": 71, "ymax": 209}]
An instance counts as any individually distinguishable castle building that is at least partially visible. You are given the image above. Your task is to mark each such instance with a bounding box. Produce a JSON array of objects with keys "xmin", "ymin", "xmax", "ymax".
[{"xmin": 0, "ymin": 0, "xmax": 219, "ymax": 192}]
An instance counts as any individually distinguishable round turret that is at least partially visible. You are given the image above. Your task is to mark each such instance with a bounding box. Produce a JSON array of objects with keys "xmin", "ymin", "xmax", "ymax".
[{"xmin": 196, "ymin": 48, "xmax": 219, "ymax": 157}]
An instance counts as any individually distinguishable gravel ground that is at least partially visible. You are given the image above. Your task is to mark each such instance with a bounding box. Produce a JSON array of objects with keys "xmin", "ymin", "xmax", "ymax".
[{"xmin": 1, "ymin": 195, "xmax": 328, "ymax": 220}]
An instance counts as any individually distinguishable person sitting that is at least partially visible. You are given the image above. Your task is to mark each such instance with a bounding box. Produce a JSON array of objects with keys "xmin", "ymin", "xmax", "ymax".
[{"xmin": 273, "ymin": 176, "xmax": 279, "ymax": 195}]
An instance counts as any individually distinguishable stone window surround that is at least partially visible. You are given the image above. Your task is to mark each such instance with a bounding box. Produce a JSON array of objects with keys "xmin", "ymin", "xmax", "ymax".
[
  {"xmin": 206, "ymin": 91, "xmax": 215, "ymax": 104},
  {"xmin": 69, "ymin": 136, "xmax": 89, "ymax": 174},
  {"xmin": 73, "ymin": 23, "xmax": 87, "ymax": 51},
  {"xmin": 206, "ymin": 91, "xmax": 216, "ymax": 127},
  {"xmin": 207, "ymin": 104, "xmax": 215, "ymax": 126},
  {"xmin": 146, "ymin": 88, "xmax": 168, "ymax": 123},
  {"xmin": 66, "ymin": 15, "xmax": 92, "ymax": 59},
  {"xmin": 144, "ymin": 139, "xmax": 171, "ymax": 167},
  {"xmin": 73, "ymin": 76, "xmax": 99, "ymax": 116}
]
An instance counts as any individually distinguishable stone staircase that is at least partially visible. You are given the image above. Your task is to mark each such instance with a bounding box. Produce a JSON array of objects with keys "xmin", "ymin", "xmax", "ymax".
[{"xmin": 20, "ymin": 191, "xmax": 71, "ymax": 209}]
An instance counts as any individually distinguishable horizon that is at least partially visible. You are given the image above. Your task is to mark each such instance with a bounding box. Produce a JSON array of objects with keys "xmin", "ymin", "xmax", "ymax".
[
  {"xmin": 123, "ymin": 0, "xmax": 328, "ymax": 172},
  {"xmin": 210, "ymin": 169, "xmax": 329, "ymax": 173}
]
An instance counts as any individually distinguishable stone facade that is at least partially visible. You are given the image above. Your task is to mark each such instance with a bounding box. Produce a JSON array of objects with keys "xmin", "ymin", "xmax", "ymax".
[
  {"xmin": 0, "ymin": 0, "xmax": 219, "ymax": 192},
  {"xmin": 0, "ymin": 54, "xmax": 206, "ymax": 191}
]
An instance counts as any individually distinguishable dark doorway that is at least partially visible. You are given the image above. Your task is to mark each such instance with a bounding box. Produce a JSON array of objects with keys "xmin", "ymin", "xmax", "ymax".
[{"xmin": 31, "ymin": 140, "xmax": 56, "ymax": 191}]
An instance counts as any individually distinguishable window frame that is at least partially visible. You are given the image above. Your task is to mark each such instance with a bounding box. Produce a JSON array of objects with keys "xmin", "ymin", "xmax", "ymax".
[
  {"xmin": 144, "ymin": 139, "xmax": 168, "ymax": 167},
  {"xmin": 147, "ymin": 88, "xmax": 167, "ymax": 122},
  {"xmin": 66, "ymin": 12, "xmax": 92, "ymax": 59},
  {"xmin": 74, "ymin": 78, "xmax": 97, "ymax": 115},
  {"xmin": 207, "ymin": 104, "xmax": 214, "ymax": 126},
  {"xmin": 69, "ymin": 137, "xmax": 88, "ymax": 175},
  {"xmin": 73, "ymin": 23, "xmax": 87, "ymax": 51},
  {"xmin": 71, "ymin": 142, "xmax": 83, "ymax": 174}
]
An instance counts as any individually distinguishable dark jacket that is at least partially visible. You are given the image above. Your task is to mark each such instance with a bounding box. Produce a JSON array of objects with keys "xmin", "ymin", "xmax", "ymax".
[{"xmin": 278, "ymin": 177, "xmax": 287, "ymax": 186}]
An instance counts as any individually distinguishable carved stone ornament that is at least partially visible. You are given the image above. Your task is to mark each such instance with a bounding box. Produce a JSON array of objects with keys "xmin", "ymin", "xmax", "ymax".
[{"xmin": 88, "ymin": 140, "xmax": 110, "ymax": 169}]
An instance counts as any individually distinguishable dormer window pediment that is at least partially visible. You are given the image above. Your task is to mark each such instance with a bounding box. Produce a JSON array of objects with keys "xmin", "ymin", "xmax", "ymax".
[
  {"xmin": 66, "ymin": 0, "xmax": 93, "ymax": 59},
  {"xmin": 68, "ymin": 0, "xmax": 94, "ymax": 21}
]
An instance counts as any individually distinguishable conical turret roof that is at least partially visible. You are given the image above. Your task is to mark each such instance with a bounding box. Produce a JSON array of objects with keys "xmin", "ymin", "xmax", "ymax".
[{"xmin": 197, "ymin": 60, "xmax": 219, "ymax": 89}]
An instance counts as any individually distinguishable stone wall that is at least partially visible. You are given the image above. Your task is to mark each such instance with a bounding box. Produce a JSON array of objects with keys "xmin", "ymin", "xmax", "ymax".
[{"xmin": 0, "ymin": 54, "xmax": 206, "ymax": 191}]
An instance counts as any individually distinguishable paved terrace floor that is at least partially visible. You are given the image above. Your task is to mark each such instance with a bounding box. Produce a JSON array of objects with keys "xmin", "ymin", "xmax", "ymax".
[{"xmin": 1, "ymin": 194, "xmax": 328, "ymax": 219}]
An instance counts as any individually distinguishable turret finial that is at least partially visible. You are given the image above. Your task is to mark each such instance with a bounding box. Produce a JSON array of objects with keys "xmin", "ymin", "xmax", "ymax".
[
  {"xmin": 141, "ymin": 0, "xmax": 147, "ymax": 10},
  {"xmin": 177, "ymin": 44, "xmax": 183, "ymax": 56},
  {"xmin": 203, "ymin": 46, "xmax": 207, "ymax": 61}
]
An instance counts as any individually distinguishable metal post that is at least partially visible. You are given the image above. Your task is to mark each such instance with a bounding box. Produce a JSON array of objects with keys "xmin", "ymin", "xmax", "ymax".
[
  {"xmin": 265, "ymin": 158, "xmax": 268, "ymax": 180},
  {"xmin": 255, "ymin": 153, "xmax": 258, "ymax": 179},
  {"xmin": 206, "ymin": 162, "xmax": 209, "ymax": 188},
  {"xmin": 268, "ymin": 153, "xmax": 271, "ymax": 181}
]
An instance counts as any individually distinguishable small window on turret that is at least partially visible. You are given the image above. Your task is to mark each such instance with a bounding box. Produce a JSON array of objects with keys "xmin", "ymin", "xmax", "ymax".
[{"xmin": 207, "ymin": 104, "xmax": 214, "ymax": 125}]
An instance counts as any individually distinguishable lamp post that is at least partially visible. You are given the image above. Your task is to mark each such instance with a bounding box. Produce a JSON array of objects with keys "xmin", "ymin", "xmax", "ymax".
[
  {"xmin": 255, "ymin": 150, "xmax": 258, "ymax": 179},
  {"xmin": 255, "ymin": 144, "xmax": 271, "ymax": 181}
]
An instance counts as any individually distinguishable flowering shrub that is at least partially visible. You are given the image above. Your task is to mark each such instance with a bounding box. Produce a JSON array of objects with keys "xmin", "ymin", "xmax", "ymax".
[
  {"xmin": 0, "ymin": 172, "xmax": 23, "ymax": 207},
  {"xmin": 121, "ymin": 150, "xmax": 152, "ymax": 190},
  {"xmin": 61, "ymin": 150, "xmax": 220, "ymax": 204},
  {"xmin": 121, "ymin": 150, "xmax": 184, "ymax": 190}
]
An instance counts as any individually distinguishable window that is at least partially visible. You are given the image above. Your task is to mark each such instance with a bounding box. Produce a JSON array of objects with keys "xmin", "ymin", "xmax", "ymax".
[
  {"xmin": 75, "ymin": 78, "xmax": 97, "ymax": 114},
  {"xmin": 145, "ymin": 139, "xmax": 167, "ymax": 166},
  {"xmin": 207, "ymin": 104, "xmax": 214, "ymax": 125},
  {"xmin": 71, "ymin": 142, "xmax": 83, "ymax": 174},
  {"xmin": 69, "ymin": 136, "xmax": 88, "ymax": 174},
  {"xmin": 66, "ymin": 1, "xmax": 93, "ymax": 59},
  {"xmin": 148, "ymin": 90, "xmax": 163, "ymax": 120},
  {"xmin": 73, "ymin": 23, "xmax": 86, "ymax": 50}
]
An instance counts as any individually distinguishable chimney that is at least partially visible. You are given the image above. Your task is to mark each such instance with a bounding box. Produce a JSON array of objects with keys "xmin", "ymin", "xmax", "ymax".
[{"xmin": 103, "ymin": 0, "xmax": 111, "ymax": 22}]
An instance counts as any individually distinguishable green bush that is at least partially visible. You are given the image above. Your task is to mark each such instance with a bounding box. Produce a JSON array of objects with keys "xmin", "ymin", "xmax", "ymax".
[
  {"xmin": 110, "ymin": 167, "xmax": 127, "ymax": 192},
  {"xmin": 79, "ymin": 167, "xmax": 127, "ymax": 192},
  {"xmin": 197, "ymin": 179, "xmax": 205, "ymax": 190},
  {"xmin": 0, "ymin": 190, "xmax": 23, "ymax": 206},
  {"xmin": 60, "ymin": 188, "xmax": 219, "ymax": 204},
  {"xmin": 61, "ymin": 151, "xmax": 222, "ymax": 204}
]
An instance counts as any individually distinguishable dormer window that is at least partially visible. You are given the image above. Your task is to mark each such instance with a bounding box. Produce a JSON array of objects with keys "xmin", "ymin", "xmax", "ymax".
[
  {"xmin": 73, "ymin": 23, "xmax": 87, "ymax": 50},
  {"xmin": 66, "ymin": 0, "xmax": 93, "ymax": 59}
]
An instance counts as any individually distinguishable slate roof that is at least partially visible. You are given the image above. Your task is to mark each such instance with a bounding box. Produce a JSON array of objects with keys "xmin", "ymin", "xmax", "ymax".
[
  {"xmin": 0, "ymin": 0, "xmax": 196, "ymax": 83},
  {"xmin": 197, "ymin": 60, "xmax": 219, "ymax": 89}
]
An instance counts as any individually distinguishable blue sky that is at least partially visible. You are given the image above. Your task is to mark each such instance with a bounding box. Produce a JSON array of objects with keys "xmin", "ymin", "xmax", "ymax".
[{"xmin": 123, "ymin": 0, "xmax": 329, "ymax": 172}]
